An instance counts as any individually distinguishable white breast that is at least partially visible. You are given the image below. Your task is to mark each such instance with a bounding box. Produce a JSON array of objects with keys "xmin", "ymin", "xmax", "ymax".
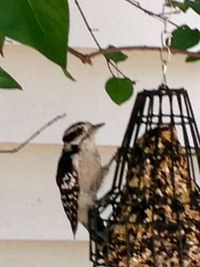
[{"xmin": 73, "ymin": 137, "xmax": 103, "ymax": 226}]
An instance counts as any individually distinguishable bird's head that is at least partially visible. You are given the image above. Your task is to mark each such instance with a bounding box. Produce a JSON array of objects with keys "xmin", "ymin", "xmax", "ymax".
[{"xmin": 63, "ymin": 122, "xmax": 105, "ymax": 147}]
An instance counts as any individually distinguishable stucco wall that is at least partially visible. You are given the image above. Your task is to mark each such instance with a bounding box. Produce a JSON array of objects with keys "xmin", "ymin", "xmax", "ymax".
[
  {"xmin": 1, "ymin": 45, "xmax": 200, "ymax": 146},
  {"xmin": 0, "ymin": 241, "xmax": 91, "ymax": 267},
  {"xmin": 0, "ymin": 143, "xmax": 116, "ymax": 266},
  {"xmin": 0, "ymin": 143, "xmax": 116, "ymax": 241},
  {"xmin": 1, "ymin": 44, "xmax": 200, "ymax": 266}
]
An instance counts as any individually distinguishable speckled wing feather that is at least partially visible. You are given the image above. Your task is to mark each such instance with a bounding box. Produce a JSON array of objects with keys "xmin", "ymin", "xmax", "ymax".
[{"xmin": 56, "ymin": 147, "xmax": 80, "ymax": 236}]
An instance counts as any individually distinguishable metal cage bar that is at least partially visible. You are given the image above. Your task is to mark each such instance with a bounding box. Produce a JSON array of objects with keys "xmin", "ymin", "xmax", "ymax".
[{"xmin": 89, "ymin": 86, "xmax": 200, "ymax": 267}]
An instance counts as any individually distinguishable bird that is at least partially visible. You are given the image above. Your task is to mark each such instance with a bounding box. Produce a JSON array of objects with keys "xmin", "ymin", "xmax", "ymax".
[{"xmin": 56, "ymin": 121, "xmax": 108, "ymax": 237}]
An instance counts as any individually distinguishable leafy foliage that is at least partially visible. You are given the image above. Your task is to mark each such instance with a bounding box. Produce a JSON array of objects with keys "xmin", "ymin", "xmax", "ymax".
[
  {"xmin": 0, "ymin": 35, "xmax": 4, "ymax": 56},
  {"xmin": 170, "ymin": 1, "xmax": 200, "ymax": 62},
  {"xmin": 170, "ymin": 0, "xmax": 200, "ymax": 14},
  {"xmin": 105, "ymin": 77, "xmax": 134, "ymax": 105},
  {"xmin": 0, "ymin": 0, "xmax": 69, "ymax": 89},
  {"xmin": 0, "ymin": 0, "xmax": 69, "ymax": 68},
  {"xmin": 171, "ymin": 25, "xmax": 200, "ymax": 50},
  {"xmin": 0, "ymin": 67, "xmax": 22, "ymax": 89},
  {"xmin": 186, "ymin": 55, "xmax": 200, "ymax": 62},
  {"xmin": 105, "ymin": 46, "xmax": 128, "ymax": 63},
  {"xmin": 0, "ymin": 1, "xmax": 200, "ymax": 103},
  {"xmin": 169, "ymin": 1, "xmax": 189, "ymax": 12},
  {"xmin": 63, "ymin": 68, "xmax": 76, "ymax": 81}
]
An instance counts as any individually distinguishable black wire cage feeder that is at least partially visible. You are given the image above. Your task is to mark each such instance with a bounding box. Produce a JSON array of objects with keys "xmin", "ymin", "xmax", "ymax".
[{"xmin": 89, "ymin": 85, "xmax": 200, "ymax": 267}]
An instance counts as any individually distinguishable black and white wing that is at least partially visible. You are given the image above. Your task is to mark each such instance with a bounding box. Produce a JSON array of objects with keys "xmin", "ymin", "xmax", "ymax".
[{"xmin": 56, "ymin": 148, "xmax": 80, "ymax": 236}]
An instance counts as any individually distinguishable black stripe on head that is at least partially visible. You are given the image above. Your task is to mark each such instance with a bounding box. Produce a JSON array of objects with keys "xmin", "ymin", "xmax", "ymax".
[
  {"xmin": 63, "ymin": 127, "xmax": 83, "ymax": 143},
  {"xmin": 66, "ymin": 122, "xmax": 85, "ymax": 132},
  {"xmin": 63, "ymin": 122, "xmax": 87, "ymax": 143}
]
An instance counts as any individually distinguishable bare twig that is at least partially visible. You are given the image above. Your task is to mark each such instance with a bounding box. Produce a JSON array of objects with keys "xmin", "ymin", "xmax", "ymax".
[
  {"xmin": 106, "ymin": 59, "xmax": 136, "ymax": 84},
  {"xmin": 68, "ymin": 46, "xmax": 200, "ymax": 63},
  {"xmin": 74, "ymin": 0, "xmax": 101, "ymax": 50},
  {"xmin": 68, "ymin": 47, "xmax": 92, "ymax": 64},
  {"xmin": 74, "ymin": 0, "xmax": 131, "ymax": 79},
  {"xmin": 108, "ymin": 58, "xmax": 133, "ymax": 79},
  {"xmin": 68, "ymin": 1, "xmax": 182, "ymax": 65},
  {"xmin": 106, "ymin": 59, "xmax": 115, "ymax": 77},
  {"xmin": 0, "ymin": 113, "xmax": 66, "ymax": 154},
  {"xmin": 124, "ymin": 0, "xmax": 179, "ymax": 27}
]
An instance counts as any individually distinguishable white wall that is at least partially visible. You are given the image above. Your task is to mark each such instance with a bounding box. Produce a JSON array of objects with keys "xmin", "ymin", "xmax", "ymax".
[
  {"xmin": 1, "ymin": 45, "xmax": 200, "ymax": 146},
  {"xmin": 68, "ymin": 0, "xmax": 200, "ymax": 48},
  {"xmin": 1, "ymin": 42, "xmax": 200, "ymax": 266},
  {"xmin": 0, "ymin": 143, "xmax": 115, "ymax": 267},
  {"xmin": 0, "ymin": 143, "xmax": 116, "ymax": 241},
  {"xmin": 1, "ymin": 1, "xmax": 200, "ymax": 266},
  {"xmin": 0, "ymin": 241, "xmax": 91, "ymax": 267}
]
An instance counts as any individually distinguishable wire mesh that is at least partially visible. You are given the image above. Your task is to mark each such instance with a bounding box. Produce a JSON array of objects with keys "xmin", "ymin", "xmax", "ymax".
[{"xmin": 89, "ymin": 85, "xmax": 200, "ymax": 267}]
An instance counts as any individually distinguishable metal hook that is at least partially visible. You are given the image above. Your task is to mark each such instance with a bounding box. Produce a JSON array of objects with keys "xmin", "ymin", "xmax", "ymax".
[{"xmin": 160, "ymin": 1, "xmax": 173, "ymax": 86}]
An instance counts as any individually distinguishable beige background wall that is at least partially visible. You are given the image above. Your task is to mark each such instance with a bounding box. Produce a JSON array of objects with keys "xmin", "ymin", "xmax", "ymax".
[
  {"xmin": 0, "ymin": 143, "xmax": 116, "ymax": 241},
  {"xmin": 1, "ymin": 45, "xmax": 200, "ymax": 146},
  {"xmin": 0, "ymin": 241, "xmax": 91, "ymax": 267},
  {"xmin": 1, "ymin": 43, "xmax": 200, "ymax": 266},
  {"xmin": 1, "ymin": 1, "xmax": 200, "ymax": 266}
]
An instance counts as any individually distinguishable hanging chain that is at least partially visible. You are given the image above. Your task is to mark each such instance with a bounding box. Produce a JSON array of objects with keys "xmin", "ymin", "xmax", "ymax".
[{"xmin": 160, "ymin": 1, "xmax": 174, "ymax": 86}]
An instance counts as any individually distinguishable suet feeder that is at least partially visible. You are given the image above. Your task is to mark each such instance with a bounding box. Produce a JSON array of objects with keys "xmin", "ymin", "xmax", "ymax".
[{"xmin": 89, "ymin": 85, "xmax": 200, "ymax": 267}]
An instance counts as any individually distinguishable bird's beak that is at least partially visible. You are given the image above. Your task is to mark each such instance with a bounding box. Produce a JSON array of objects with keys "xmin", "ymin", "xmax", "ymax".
[{"xmin": 93, "ymin": 122, "xmax": 105, "ymax": 130}]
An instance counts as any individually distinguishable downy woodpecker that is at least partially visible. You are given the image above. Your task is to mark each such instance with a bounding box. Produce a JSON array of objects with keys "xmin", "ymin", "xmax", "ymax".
[{"xmin": 56, "ymin": 122, "xmax": 107, "ymax": 236}]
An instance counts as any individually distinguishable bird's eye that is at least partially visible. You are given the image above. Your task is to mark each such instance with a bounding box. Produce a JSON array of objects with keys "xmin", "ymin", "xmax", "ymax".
[{"xmin": 63, "ymin": 128, "xmax": 83, "ymax": 142}]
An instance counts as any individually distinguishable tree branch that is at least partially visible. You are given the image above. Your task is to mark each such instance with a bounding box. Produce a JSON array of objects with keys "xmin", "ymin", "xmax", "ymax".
[
  {"xmin": 0, "ymin": 113, "xmax": 66, "ymax": 154},
  {"xmin": 68, "ymin": 1, "xmax": 184, "ymax": 65},
  {"xmin": 124, "ymin": 0, "xmax": 179, "ymax": 27},
  {"xmin": 74, "ymin": 0, "xmax": 101, "ymax": 50},
  {"xmin": 68, "ymin": 47, "xmax": 92, "ymax": 64},
  {"xmin": 74, "ymin": 0, "xmax": 130, "ymax": 79},
  {"xmin": 68, "ymin": 46, "xmax": 200, "ymax": 63}
]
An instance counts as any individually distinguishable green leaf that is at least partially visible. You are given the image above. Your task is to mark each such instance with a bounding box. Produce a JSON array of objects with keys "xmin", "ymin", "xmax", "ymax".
[
  {"xmin": 0, "ymin": 0, "xmax": 69, "ymax": 68},
  {"xmin": 105, "ymin": 46, "xmax": 128, "ymax": 63},
  {"xmin": 186, "ymin": 55, "xmax": 200, "ymax": 62},
  {"xmin": 170, "ymin": 0, "xmax": 200, "ymax": 14},
  {"xmin": 169, "ymin": 1, "xmax": 189, "ymax": 12},
  {"xmin": 186, "ymin": 0, "xmax": 200, "ymax": 15},
  {"xmin": 0, "ymin": 67, "xmax": 22, "ymax": 89},
  {"xmin": 63, "ymin": 68, "xmax": 76, "ymax": 81},
  {"xmin": 0, "ymin": 35, "xmax": 4, "ymax": 56},
  {"xmin": 171, "ymin": 25, "xmax": 200, "ymax": 49},
  {"xmin": 105, "ymin": 77, "xmax": 133, "ymax": 105}
]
